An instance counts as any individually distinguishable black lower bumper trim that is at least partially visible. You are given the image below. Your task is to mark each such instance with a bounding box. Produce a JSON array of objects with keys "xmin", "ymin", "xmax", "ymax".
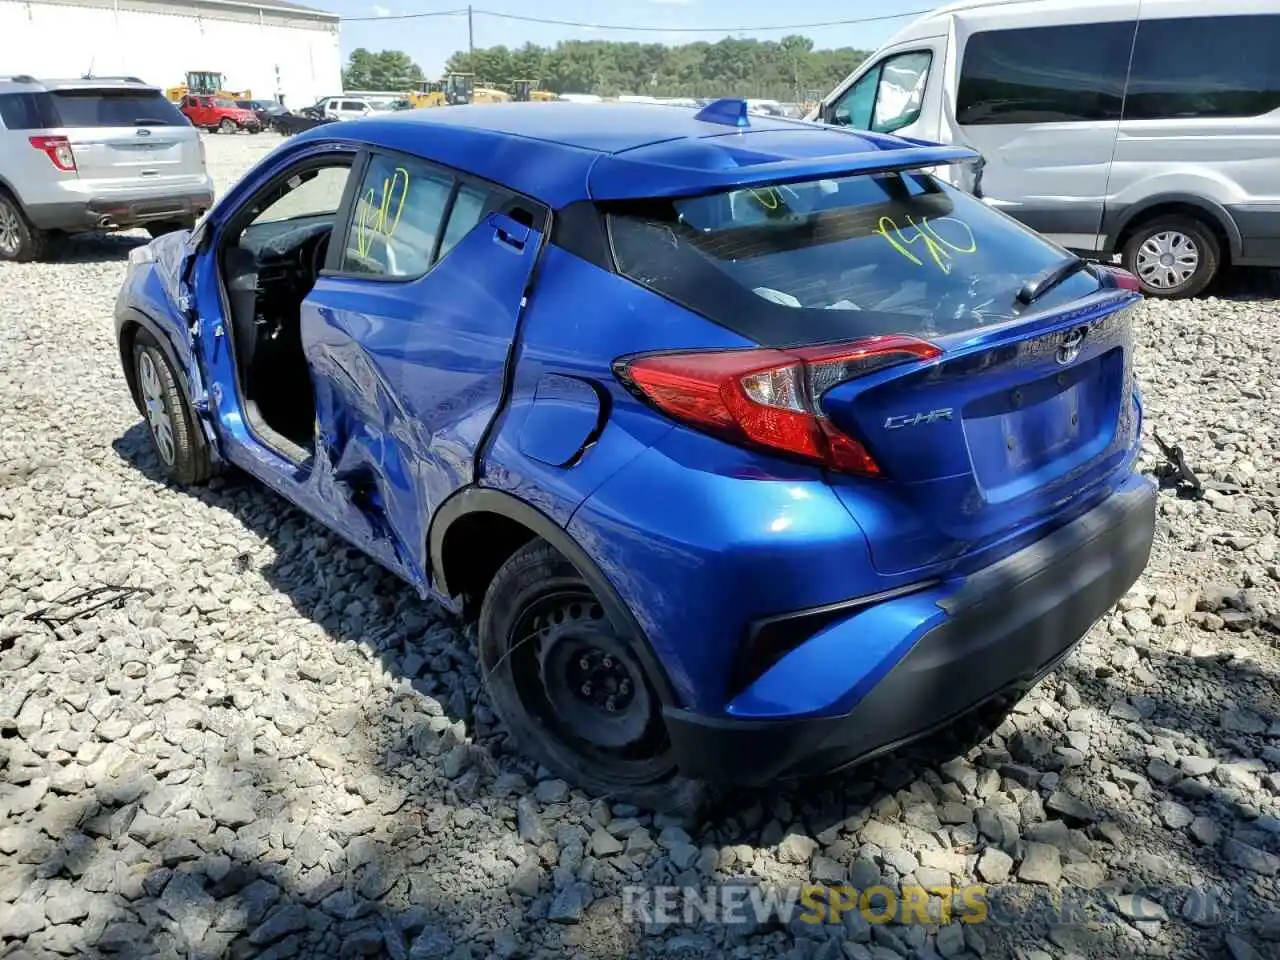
[
  {"xmin": 26, "ymin": 192, "xmax": 214, "ymax": 232},
  {"xmin": 663, "ymin": 479, "xmax": 1157, "ymax": 787}
]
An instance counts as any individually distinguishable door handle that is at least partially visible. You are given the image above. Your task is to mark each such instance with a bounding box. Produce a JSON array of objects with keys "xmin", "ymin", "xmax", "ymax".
[{"xmin": 492, "ymin": 214, "xmax": 530, "ymax": 251}]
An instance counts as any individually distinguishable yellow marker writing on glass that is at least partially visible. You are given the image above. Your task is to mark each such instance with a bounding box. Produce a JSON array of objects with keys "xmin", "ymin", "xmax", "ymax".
[
  {"xmin": 877, "ymin": 214, "xmax": 977, "ymax": 274},
  {"xmin": 355, "ymin": 167, "xmax": 411, "ymax": 258}
]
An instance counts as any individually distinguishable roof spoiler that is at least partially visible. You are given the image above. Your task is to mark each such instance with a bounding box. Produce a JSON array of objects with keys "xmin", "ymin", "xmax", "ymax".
[{"xmin": 588, "ymin": 141, "xmax": 982, "ymax": 202}]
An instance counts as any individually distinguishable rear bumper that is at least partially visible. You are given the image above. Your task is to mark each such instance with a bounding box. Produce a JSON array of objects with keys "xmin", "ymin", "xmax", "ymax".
[
  {"xmin": 25, "ymin": 188, "xmax": 214, "ymax": 232},
  {"xmin": 663, "ymin": 476, "xmax": 1157, "ymax": 786}
]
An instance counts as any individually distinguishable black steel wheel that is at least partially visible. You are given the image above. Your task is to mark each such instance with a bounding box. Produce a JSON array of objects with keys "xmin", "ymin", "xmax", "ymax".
[{"xmin": 477, "ymin": 540, "xmax": 705, "ymax": 814}]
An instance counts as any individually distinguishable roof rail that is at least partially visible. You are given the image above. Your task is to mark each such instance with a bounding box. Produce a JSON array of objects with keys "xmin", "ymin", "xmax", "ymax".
[
  {"xmin": 78, "ymin": 75, "xmax": 147, "ymax": 83},
  {"xmin": 0, "ymin": 74, "xmax": 38, "ymax": 84}
]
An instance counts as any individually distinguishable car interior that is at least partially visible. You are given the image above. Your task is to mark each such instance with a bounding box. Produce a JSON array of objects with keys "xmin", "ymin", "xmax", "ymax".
[{"xmin": 219, "ymin": 162, "xmax": 351, "ymax": 459}]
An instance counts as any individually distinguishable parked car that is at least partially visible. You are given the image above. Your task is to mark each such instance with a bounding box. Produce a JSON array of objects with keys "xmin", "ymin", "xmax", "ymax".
[
  {"xmin": 810, "ymin": 0, "xmax": 1280, "ymax": 298},
  {"xmin": 272, "ymin": 111, "xmax": 339, "ymax": 136},
  {"xmin": 114, "ymin": 99, "xmax": 1155, "ymax": 810},
  {"xmin": 320, "ymin": 97, "xmax": 386, "ymax": 121},
  {"xmin": 180, "ymin": 95, "xmax": 261, "ymax": 134},
  {"xmin": 0, "ymin": 75, "xmax": 213, "ymax": 260},
  {"xmin": 236, "ymin": 98, "xmax": 288, "ymax": 129}
]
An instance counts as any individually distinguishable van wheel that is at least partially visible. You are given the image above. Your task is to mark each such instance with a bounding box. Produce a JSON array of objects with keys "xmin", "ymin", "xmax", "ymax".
[
  {"xmin": 1121, "ymin": 216, "xmax": 1220, "ymax": 298},
  {"xmin": 0, "ymin": 191, "xmax": 49, "ymax": 262},
  {"xmin": 219, "ymin": 118, "xmax": 236, "ymax": 134},
  {"xmin": 131, "ymin": 330, "xmax": 212, "ymax": 486},
  {"xmin": 477, "ymin": 540, "xmax": 707, "ymax": 817}
]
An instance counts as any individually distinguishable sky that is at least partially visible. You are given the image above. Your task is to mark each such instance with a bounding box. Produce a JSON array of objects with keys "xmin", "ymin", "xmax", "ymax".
[{"xmin": 309, "ymin": 0, "xmax": 939, "ymax": 77}]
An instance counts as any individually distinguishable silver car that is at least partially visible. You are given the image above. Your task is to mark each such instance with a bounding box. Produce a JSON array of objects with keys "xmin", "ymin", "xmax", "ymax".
[{"xmin": 0, "ymin": 75, "xmax": 214, "ymax": 261}]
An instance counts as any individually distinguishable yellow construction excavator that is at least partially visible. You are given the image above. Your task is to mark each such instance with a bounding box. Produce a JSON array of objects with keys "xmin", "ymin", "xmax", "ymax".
[
  {"xmin": 511, "ymin": 80, "xmax": 557, "ymax": 102},
  {"xmin": 405, "ymin": 73, "xmax": 476, "ymax": 107},
  {"xmin": 165, "ymin": 70, "xmax": 250, "ymax": 104}
]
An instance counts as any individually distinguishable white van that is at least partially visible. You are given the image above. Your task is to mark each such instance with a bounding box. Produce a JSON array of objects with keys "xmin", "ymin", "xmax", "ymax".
[{"xmin": 811, "ymin": 0, "xmax": 1280, "ymax": 297}]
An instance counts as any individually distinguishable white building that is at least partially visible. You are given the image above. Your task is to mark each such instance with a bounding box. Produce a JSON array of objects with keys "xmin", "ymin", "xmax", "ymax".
[{"xmin": 0, "ymin": 0, "xmax": 341, "ymax": 108}]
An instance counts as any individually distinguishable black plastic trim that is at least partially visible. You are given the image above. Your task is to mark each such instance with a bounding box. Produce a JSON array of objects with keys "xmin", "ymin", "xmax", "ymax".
[
  {"xmin": 115, "ymin": 305, "xmax": 191, "ymax": 401},
  {"xmin": 735, "ymin": 580, "xmax": 939, "ymax": 693},
  {"xmin": 428, "ymin": 486, "xmax": 682, "ymax": 708}
]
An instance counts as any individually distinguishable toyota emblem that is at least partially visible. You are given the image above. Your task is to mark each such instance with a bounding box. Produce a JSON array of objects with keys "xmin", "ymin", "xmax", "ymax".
[{"xmin": 1056, "ymin": 327, "xmax": 1087, "ymax": 365}]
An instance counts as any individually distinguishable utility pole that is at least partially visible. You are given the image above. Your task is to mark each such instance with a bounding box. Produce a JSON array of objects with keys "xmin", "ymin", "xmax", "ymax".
[{"xmin": 467, "ymin": 5, "xmax": 474, "ymax": 70}]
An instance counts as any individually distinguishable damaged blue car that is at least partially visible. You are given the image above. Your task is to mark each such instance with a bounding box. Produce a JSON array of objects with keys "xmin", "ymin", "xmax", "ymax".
[{"xmin": 115, "ymin": 100, "xmax": 1156, "ymax": 812}]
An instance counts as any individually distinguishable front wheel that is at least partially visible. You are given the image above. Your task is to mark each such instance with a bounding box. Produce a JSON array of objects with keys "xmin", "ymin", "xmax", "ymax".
[
  {"xmin": 477, "ymin": 540, "xmax": 705, "ymax": 815},
  {"xmin": 1121, "ymin": 216, "xmax": 1221, "ymax": 299},
  {"xmin": 218, "ymin": 118, "xmax": 236, "ymax": 134},
  {"xmin": 131, "ymin": 331, "xmax": 212, "ymax": 485}
]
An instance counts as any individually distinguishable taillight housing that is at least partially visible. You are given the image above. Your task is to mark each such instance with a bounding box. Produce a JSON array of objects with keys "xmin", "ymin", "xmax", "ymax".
[
  {"xmin": 614, "ymin": 335, "xmax": 941, "ymax": 477},
  {"xmin": 29, "ymin": 135, "xmax": 76, "ymax": 172},
  {"xmin": 1096, "ymin": 264, "xmax": 1141, "ymax": 292}
]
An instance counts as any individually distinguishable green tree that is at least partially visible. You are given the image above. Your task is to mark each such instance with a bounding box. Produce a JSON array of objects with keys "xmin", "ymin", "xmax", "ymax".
[
  {"xmin": 442, "ymin": 36, "xmax": 868, "ymax": 100},
  {"xmin": 342, "ymin": 48, "xmax": 426, "ymax": 90}
]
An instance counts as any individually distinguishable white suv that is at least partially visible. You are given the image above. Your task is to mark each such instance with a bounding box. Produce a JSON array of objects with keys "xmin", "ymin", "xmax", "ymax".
[
  {"xmin": 0, "ymin": 75, "xmax": 215, "ymax": 261},
  {"xmin": 322, "ymin": 97, "xmax": 388, "ymax": 121}
]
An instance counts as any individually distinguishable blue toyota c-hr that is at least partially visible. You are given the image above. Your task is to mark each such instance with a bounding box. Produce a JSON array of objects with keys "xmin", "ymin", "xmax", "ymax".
[{"xmin": 114, "ymin": 99, "xmax": 1156, "ymax": 811}]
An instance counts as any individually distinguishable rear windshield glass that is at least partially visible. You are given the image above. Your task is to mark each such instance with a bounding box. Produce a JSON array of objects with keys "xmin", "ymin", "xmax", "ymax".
[
  {"xmin": 606, "ymin": 170, "xmax": 1101, "ymax": 346},
  {"xmin": 47, "ymin": 90, "xmax": 187, "ymax": 127}
]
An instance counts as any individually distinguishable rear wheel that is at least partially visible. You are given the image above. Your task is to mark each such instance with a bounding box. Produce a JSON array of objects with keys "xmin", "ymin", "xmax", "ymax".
[
  {"xmin": 478, "ymin": 540, "xmax": 705, "ymax": 815},
  {"xmin": 1121, "ymin": 215, "xmax": 1221, "ymax": 298},
  {"xmin": 131, "ymin": 330, "xmax": 212, "ymax": 486},
  {"xmin": 0, "ymin": 191, "xmax": 48, "ymax": 262},
  {"xmin": 218, "ymin": 118, "xmax": 236, "ymax": 134}
]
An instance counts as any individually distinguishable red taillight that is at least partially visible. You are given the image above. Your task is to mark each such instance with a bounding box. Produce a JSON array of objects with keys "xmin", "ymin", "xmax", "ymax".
[
  {"xmin": 1097, "ymin": 264, "xmax": 1141, "ymax": 292},
  {"xmin": 29, "ymin": 135, "xmax": 76, "ymax": 172},
  {"xmin": 615, "ymin": 335, "xmax": 941, "ymax": 477}
]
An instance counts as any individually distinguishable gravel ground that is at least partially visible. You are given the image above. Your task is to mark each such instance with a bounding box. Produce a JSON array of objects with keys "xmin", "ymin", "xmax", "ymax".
[{"xmin": 2, "ymin": 132, "xmax": 1279, "ymax": 960}]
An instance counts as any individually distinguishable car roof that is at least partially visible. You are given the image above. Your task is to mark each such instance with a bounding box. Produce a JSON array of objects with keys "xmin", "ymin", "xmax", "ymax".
[
  {"xmin": 0, "ymin": 76, "xmax": 160, "ymax": 94},
  {"xmin": 292, "ymin": 100, "xmax": 976, "ymax": 208}
]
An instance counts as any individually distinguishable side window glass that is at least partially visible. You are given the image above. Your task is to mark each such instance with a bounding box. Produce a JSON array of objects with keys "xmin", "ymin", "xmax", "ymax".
[
  {"xmin": 832, "ymin": 67, "xmax": 880, "ymax": 129},
  {"xmin": 341, "ymin": 153, "xmax": 454, "ymax": 277},
  {"xmin": 957, "ymin": 22, "xmax": 1133, "ymax": 124},
  {"xmin": 250, "ymin": 165, "xmax": 351, "ymax": 225},
  {"xmin": 438, "ymin": 182, "xmax": 491, "ymax": 259},
  {"xmin": 871, "ymin": 51, "xmax": 932, "ymax": 133},
  {"xmin": 1125, "ymin": 15, "xmax": 1280, "ymax": 120}
]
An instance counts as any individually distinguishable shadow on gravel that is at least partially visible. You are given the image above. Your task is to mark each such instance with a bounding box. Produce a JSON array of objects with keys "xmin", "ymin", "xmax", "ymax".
[
  {"xmin": 45, "ymin": 232, "xmax": 149, "ymax": 265},
  {"xmin": 106, "ymin": 421, "xmax": 1274, "ymax": 958},
  {"xmin": 1215, "ymin": 266, "xmax": 1280, "ymax": 302},
  {"xmin": 11, "ymin": 761, "xmax": 491, "ymax": 958}
]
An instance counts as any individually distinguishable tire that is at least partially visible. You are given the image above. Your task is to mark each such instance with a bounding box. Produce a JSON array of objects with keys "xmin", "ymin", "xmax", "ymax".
[
  {"xmin": 477, "ymin": 540, "xmax": 707, "ymax": 816},
  {"xmin": 0, "ymin": 191, "xmax": 49, "ymax": 262},
  {"xmin": 1121, "ymin": 215, "xmax": 1221, "ymax": 299},
  {"xmin": 145, "ymin": 219, "xmax": 196, "ymax": 239},
  {"xmin": 218, "ymin": 118, "xmax": 236, "ymax": 134},
  {"xmin": 131, "ymin": 330, "xmax": 212, "ymax": 486}
]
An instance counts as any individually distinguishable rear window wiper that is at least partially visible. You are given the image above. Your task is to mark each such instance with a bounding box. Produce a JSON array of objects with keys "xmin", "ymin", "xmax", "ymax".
[
  {"xmin": 133, "ymin": 117, "xmax": 169, "ymax": 125},
  {"xmin": 1016, "ymin": 255, "xmax": 1091, "ymax": 306}
]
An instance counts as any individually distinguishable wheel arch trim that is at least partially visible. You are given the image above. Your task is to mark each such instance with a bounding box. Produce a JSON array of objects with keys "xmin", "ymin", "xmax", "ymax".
[
  {"xmin": 1104, "ymin": 193, "xmax": 1242, "ymax": 260},
  {"xmin": 428, "ymin": 485, "xmax": 683, "ymax": 708},
  {"xmin": 116, "ymin": 305, "xmax": 221, "ymax": 457}
]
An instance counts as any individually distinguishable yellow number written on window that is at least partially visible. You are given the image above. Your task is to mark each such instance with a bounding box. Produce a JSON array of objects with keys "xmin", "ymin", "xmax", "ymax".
[
  {"xmin": 876, "ymin": 214, "xmax": 977, "ymax": 274},
  {"xmin": 354, "ymin": 166, "xmax": 410, "ymax": 259}
]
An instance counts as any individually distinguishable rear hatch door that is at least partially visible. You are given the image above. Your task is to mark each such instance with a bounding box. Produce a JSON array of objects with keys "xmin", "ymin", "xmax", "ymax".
[
  {"xmin": 819, "ymin": 290, "xmax": 1140, "ymax": 574},
  {"xmin": 48, "ymin": 87, "xmax": 205, "ymax": 187},
  {"xmin": 604, "ymin": 160, "xmax": 1143, "ymax": 577}
]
